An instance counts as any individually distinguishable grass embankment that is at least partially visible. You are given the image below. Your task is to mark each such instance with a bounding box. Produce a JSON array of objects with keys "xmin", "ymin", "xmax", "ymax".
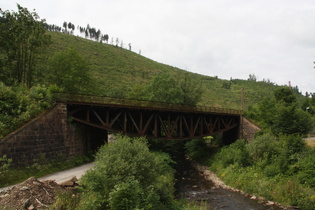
[{"xmin": 40, "ymin": 32, "xmax": 307, "ymax": 110}]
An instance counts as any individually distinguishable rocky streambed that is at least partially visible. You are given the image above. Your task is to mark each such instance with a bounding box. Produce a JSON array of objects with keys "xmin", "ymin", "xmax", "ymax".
[{"xmin": 174, "ymin": 156, "xmax": 295, "ymax": 210}]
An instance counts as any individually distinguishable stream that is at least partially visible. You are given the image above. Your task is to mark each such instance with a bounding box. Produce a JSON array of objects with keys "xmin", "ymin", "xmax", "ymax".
[{"xmin": 174, "ymin": 155, "xmax": 288, "ymax": 210}]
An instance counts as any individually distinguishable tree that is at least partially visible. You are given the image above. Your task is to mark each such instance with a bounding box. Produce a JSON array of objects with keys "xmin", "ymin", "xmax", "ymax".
[
  {"xmin": 145, "ymin": 73, "xmax": 183, "ymax": 104},
  {"xmin": 245, "ymin": 86, "xmax": 314, "ymax": 136},
  {"xmin": 47, "ymin": 47, "xmax": 91, "ymax": 93},
  {"xmin": 63, "ymin": 21, "xmax": 67, "ymax": 30},
  {"xmin": 103, "ymin": 34, "xmax": 109, "ymax": 43},
  {"xmin": 95, "ymin": 29, "xmax": 101, "ymax": 41},
  {"xmin": 272, "ymin": 104, "xmax": 314, "ymax": 135},
  {"xmin": 178, "ymin": 72, "xmax": 203, "ymax": 105},
  {"xmin": 144, "ymin": 72, "xmax": 203, "ymax": 105},
  {"xmin": 248, "ymin": 74, "xmax": 257, "ymax": 81},
  {"xmin": 128, "ymin": 83, "xmax": 147, "ymax": 100},
  {"xmin": 274, "ymin": 87, "xmax": 297, "ymax": 105},
  {"xmin": 255, "ymin": 97, "xmax": 277, "ymax": 129},
  {"xmin": 245, "ymin": 87, "xmax": 314, "ymax": 136},
  {"xmin": 0, "ymin": 4, "xmax": 51, "ymax": 87}
]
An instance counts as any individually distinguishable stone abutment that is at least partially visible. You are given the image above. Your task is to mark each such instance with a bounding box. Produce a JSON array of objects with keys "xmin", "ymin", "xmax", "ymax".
[{"xmin": 0, "ymin": 103, "xmax": 86, "ymax": 166}]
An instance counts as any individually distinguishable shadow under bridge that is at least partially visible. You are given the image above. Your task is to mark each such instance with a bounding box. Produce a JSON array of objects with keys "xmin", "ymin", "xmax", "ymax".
[{"xmin": 56, "ymin": 94, "xmax": 243, "ymax": 142}]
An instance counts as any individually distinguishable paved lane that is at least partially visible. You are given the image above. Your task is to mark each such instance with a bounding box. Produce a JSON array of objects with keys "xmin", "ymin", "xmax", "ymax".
[
  {"xmin": 0, "ymin": 162, "xmax": 94, "ymax": 192},
  {"xmin": 39, "ymin": 162, "xmax": 94, "ymax": 184}
]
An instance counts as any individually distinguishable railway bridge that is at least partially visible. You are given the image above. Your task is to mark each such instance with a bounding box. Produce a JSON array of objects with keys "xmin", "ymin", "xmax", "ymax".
[
  {"xmin": 0, "ymin": 93, "xmax": 248, "ymax": 165},
  {"xmin": 57, "ymin": 94, "xmax": 243, "ymax": 142}
]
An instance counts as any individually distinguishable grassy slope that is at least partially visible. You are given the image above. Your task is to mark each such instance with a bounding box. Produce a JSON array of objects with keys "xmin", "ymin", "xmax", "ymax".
[{"xmin": 40, "ymin": 32, "xmax": 305, "ymax": 110}]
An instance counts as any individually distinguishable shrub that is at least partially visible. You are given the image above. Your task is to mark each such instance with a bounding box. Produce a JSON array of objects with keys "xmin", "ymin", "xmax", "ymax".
[
  {"xmin": 296, "ymin": 148, "xmax": 315, "ymax": 187},
  {"xmin": 216, "ymin": 139, "xmax": 251, "ymax": 167},
  {"xmin": 79, "ymin": 135, "xmax": 176, "ymax": 209},
  {"xmin": 246, "ymin": 133, "xmax": 277, "ymax": 163},
  {"xmin": 108, "ymin": 179, "xmax": 142, "ymax": 210},
  {"xmin": 184, "ymin": 138, "xmax": 209, "ymax": 160}
]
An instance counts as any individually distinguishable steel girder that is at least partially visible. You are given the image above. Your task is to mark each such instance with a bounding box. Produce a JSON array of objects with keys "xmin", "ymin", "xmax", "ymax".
[{"xmin": 68, "ymin": 104, "xmax": 240, "ymax": 140}]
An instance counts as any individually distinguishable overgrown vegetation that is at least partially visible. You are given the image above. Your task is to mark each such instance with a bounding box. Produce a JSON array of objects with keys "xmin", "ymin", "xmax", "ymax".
[
  {"xmin": 0, "ymin": 83, "xmax": 60, "ymax": 138},
  {"xmin": 128, "ymin": 72, "xmax": 203, "ymax": 105},
  {"xmin": 184, "ymin": 87, "xmax": 315, "ymax": 209},
  {"xmin": 245, "ymin": 86, "xmax": 314, "ymax": 136},
  {"xmin": 206, "ymin": 134, "xmax": 315, "ymax": 209}
]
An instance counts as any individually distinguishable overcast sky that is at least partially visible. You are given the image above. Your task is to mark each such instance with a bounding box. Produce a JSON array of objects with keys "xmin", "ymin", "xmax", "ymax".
[{"xmin": 2, "ymin": 0, "xmax": 315, "ymax": 94}]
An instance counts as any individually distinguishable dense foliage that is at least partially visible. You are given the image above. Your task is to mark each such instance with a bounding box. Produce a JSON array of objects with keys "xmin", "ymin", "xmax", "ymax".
[
  {"xmin": 0, "ymin": 83, "xmax": 59, "ymax": 138},
  {"xmin": 46, "ymin": 47, "xmax": 92, "ymax": 93},
  {"xmin": 0, "ymin": 4, "xmax": 51, "ymax": 87},
  {"xmin": 128, "ymin": 72, "xmax": 203, "ymax": 105},
  {"xmin": 78, "ymin": 135, "xmax": 178, "ymax": 209},
  {"xmin": 208, "ymin": 134, "xmax": 315, "ymax": 209},
  {"xmin": 245, "ymin": 87, "xmax": 314, "ymax": 136}
]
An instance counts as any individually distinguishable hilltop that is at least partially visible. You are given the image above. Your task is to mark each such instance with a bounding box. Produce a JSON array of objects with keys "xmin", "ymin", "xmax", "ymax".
[{"xmin": 37, "ymin": 31, "xmax": 300, "ymax": 110}]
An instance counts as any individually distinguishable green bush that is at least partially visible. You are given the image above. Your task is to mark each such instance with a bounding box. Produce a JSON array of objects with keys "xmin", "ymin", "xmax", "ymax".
[
  {"xmin": 79, "ymin": 135, "xmax": 176, "ymax": 209},
  {"xmin": 296, "ymin": 148, "xmax": 315, "ymax": 187},
  {"xmin": 246, "ymin": 133, "xmax": 277, "ymax": 163},
  {"xmin": 216, "ymin": 139, "xmax": 251, "ymax": 167},
  {"xmin": 279, "ymin": 134, "xmax": 306, "ymax": 159},
  {"xmin": 184, "ymin": 138, "xmax": 209, "ymax": 160},
  {"xmin": 109, "ymin": 179, "xmax": 142, "ymax": 210}
]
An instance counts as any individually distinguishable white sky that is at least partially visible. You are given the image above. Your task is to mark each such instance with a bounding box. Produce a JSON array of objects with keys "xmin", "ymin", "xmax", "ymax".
[{"xmin": 2, "ymin": 0, "xmax": 315, "ymax": 94}]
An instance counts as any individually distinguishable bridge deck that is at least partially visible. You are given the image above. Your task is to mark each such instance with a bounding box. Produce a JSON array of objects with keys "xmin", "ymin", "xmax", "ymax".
[{"xmin": 55, "ymin": 93, "xmax": 242, "ymax": 115}]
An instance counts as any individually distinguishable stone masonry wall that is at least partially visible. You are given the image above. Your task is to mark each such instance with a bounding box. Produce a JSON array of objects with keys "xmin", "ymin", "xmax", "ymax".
[
  {"xmin": 0, "ymin": 103, "xmax": 85, "ymax": 166},
  {"xmin": 242, "ymin": 117, "xmax": 261, "ymax": 142}
]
